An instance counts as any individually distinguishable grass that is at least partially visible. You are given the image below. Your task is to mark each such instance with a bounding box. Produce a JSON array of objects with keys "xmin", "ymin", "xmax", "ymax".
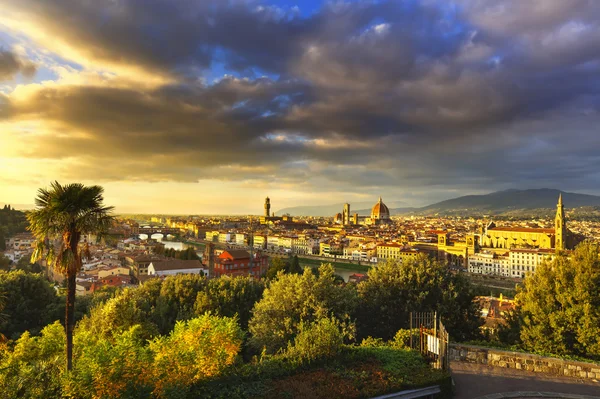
[{"xmin": 191, "ymin": 346, "xmax": 451, "ymax": 399}]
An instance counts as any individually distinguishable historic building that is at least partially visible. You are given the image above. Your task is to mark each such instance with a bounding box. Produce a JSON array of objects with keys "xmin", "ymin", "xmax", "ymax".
[
  {"xmin": 212, "ymin": 249, "xmax": 268, "ymax": 278},
  {"xmin": 479, "ymin": 194, "xmax": 578, "ymax": 250},
  {"xmin": 367, "ymin": 197, "xmax": 391, "ymax": 225},
  {"xmin": 259, "ymin": 196, "xmax": 284, "ymax": 224}
]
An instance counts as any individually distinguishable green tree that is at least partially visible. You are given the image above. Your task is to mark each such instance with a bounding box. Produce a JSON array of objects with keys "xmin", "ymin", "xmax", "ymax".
[
  {"xmin": 0, "ymin": 255, "xmax": 10, "ymax": 271},
  {"xmin": 356, "ymin": 255, "xmax": 482, "ymax": 341},
  {"xmin": 289, "ymin": 255, "xmax": 303, "ymax": 274},
  {"xmin": 0, "ymin": 322, "xmax": 65, "ymax": 399},
  {"xmin": 15, "ymin": 257, "xmax": 43, "ymax": 273},
  {"xmin": 0, "ymin": 270, "xmax": 60, "ymax": 339},
  {"xmin": 285, "ymin": 317, "xmax": 346, "ymax": 365},
  {"xmin": 264, "ymin": 257, "xmax": 288, "ymax": 279},
  {"xmin": 28, "ymin": 181, "xmax": 114, "ymax": 370},
  {"xmin": 249, "ymin": 263, "xmax": 357, "ymax": 353},
  {"xmin": 194, "ymin": 276, "xmax": 265, "ymax": 331},
  {"xmin": 150, "ymin": 314, "xmax": 244, "ymax": 397},
  {"xmin": 517, "ymin": 241, "xmax": 600, "ymax": 358}
]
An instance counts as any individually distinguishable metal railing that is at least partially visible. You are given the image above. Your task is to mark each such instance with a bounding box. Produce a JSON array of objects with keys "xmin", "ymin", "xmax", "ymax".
[{"xmin": 409, "ymin": 312, "xmax": 450, "ymax": 371}]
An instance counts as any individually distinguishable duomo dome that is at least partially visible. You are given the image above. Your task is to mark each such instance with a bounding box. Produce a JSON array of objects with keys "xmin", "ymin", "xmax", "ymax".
[{"xmin": 371, "ymin": 197, "xmax": 390, "ymax": 220}]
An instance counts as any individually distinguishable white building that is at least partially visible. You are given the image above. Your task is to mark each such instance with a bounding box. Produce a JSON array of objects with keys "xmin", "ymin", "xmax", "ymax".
[
  {"xmin": 509, "ymin": 249, "xmax": 556, "ymax": 278},
  {"xmin": 235, "ymin": 233, "xmax": 246, "ymax": 246},
  {"xmin": 468, "ymin": 252, "xmax": 510, "ymax": 277},
  {"xmin": 218, "ymin": 232, "xmax": 232, "ymax": 244},
  {"xmin": 267, "ymin": 235, "xmax": 279, "ymax": 250}
]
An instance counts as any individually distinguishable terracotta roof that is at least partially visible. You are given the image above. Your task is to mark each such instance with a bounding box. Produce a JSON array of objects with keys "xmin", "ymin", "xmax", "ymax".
[
  {"xmin": 377, "ymin": 243, "xmax": 403, "ymax": 248},
  {"xmin": 371, "ymin": 197, "xmax": 390, "ymax": 218},
  {"xmin": 149, "ymin": 259, "xmax": 203, "ymax": 271},
  {"xmin": 219, "ymin": 249, "xmax": 251, "ymax": 260},
  {"xmin": 488, "ymin": 227, "xmax": 555, "ymax": 234}
]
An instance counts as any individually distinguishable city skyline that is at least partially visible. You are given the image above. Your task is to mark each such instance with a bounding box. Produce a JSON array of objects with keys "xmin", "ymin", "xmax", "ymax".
[{"xmin": 2, "ymin": 0, "xmax": 600, "ymax": 214}]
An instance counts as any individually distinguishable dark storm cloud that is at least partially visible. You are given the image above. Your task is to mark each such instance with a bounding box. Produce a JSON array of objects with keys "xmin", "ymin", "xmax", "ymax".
[
  {"xmin": 0, "ymin": 49, "xmax": 36, "ymax": 81},
  {"xmin": 3, "ymin": 0, "xmax": 600, "ymax": 199}
]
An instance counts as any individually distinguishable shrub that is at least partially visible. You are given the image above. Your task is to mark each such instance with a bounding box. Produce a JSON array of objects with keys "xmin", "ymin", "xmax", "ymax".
[
  {"xmin": 0, "ymin": 322, "xmax": 64, "ymax": 399},
  {"xmin": 150, "ymin": 314, "xmax": 245, "ymax": 397},
  {"xmin": 285, "ymin": 318, "xmax": 346, "ymax": 365}
]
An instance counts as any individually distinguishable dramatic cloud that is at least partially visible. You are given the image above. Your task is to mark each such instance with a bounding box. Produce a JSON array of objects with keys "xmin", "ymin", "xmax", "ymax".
[
  {"xmin": 0, "ymin": 49, "xmax": 36, "ymax": 81},
  {"xmin": 1, "ymin": 0, "xmax": 599, "ymax": 210}
]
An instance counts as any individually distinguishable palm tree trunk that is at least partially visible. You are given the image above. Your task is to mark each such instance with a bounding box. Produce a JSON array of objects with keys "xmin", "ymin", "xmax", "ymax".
[
  {"xmin": 66, "ymin": 269, "xmax": 76, "ymax": 371},
  {"xmin": 65, "ymin": 231, "xmax": 80, "ymax": 371}
]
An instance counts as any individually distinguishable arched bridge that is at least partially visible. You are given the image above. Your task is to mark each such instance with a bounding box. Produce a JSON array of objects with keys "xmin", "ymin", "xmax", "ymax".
[{"xmin": 134, "ymin": 226, "xmax": 181, "ymax": 236}]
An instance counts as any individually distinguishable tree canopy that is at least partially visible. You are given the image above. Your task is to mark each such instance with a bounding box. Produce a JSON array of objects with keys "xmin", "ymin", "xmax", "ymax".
[
  {"xmin": 355, "ymin": 255, "xmax": 482, "ymax": 341},
  {"xmin": 249, "ymin": 264, "xmax": 357, "ymax": 354},
  {"xmin": 517, "ymin": 241, "xmax": 600, "ymax": 358}
]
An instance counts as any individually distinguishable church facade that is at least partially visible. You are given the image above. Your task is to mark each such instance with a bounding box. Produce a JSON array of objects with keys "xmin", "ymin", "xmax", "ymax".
[{"xmin": 479, "ymin": 194, "xmax": 576, "ymax": 250}]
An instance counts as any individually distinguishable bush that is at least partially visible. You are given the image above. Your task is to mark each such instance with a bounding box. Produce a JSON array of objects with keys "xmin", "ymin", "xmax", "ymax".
[
  {"xmin": 249, "ymin": 264, "xmax": 357, "ymax": 354},
  {"xmin": 391, "ymin": 329, "xmax": 419, "ymax": 350},
  {"xmin": 285, "ymin": 318, "xmax": 346, "ymax": 365},
  {"xmin": 0, "ymin": 322, "xmax": 64, "ymax": 399},
  {"xmin": 150, "ymin": 314, "xmax": 245, "ymax": 397}
]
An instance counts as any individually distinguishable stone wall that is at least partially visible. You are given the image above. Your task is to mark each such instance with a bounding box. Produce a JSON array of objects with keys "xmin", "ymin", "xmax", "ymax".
[{"xmin": 449, "ymin": 343, "xmax": 600, "ymax": 380}]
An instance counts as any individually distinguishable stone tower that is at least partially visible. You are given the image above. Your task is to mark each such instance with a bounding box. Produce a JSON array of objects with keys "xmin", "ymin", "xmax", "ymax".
[
  {"xmin": 264, "ymin": 197, "xmax": 271, "ymax": 217},
  {"xmin": 555, "ymin": 193, "xmax": 566, "ymax": 250},
  {"xmin": 204, "ymin": 242, "xmax": 215, "ymax": 278},
  {"xmin": 343, "ymin": 203, "xmax": 350, "ymax": 225}
]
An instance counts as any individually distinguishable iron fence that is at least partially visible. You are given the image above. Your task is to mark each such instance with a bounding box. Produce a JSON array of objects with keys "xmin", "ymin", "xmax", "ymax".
[{"xmin": 409, "ymin": 312, "xmax": 449, "ymax": 371}]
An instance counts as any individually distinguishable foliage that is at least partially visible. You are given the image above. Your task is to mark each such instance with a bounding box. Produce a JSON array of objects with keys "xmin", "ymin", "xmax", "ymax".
[
  {"xmin": 76, "ymin": 288, "xmax": 159, "ymax": 341},
  {"xmin": 285, "ymin": 317, "xmax": 346, "ymax": 365},
  {"xmin": 0, "ymin": 270, "xmax": 60, "ymax": 339},
  {"xmin": 191, "ymin": 344, "xmax": 450, "ymax": 399},
  {"xmin": 355, "ymin": 255, "xmax": 482, "ymax": 342},
  {"xmin": 150, "ymin": 314, "xmax": 244, "ymax": 397},
  {"xmin": 0, "ymin": 322, "xmax": 65, "ymax": 399},
  {"xmin": 495, "ymin": 309, "xmax": 522, "ymax": 346},
  {"xmin": 65, "ymin": 325, "xmax": 153, "ymax": 399},
  {"xmin": 27, "ymin": 181, "xmax": 114, "ymax": 370},
  {"xmin": 76, "ymin": 274, "xmax": 265, "ymax": 341},
  {"xmin": 153, "ymin": 274, "xmax": 208, "ymax": 334},
  {"xmin": 391, "ymin": 328, "xmax": 420, "ymax": 350},
  {"xmin": 0, "ymin": 206, "xmax": 28, "ymax": 248},
  {"xmin": 0, "ymin": 256, "xmax": 10, "ymax": 272},
  {"xmin": 15, "ymin": 257, "xmax": 43, "ymax": 274},
  {"xmin": 161, "ymin": 247, "xmax": 200, "ymax": 261},
  {"xmin": 249, "ymin": 264, "xmax": 358, "ymax": 354},
  {"xmin": 517, "ymin": 241, "xmax": 600, "ymax": 359},
  {"xmin": 0, "ymin": 314, "xmax": 244, "ymax": 399},
  {"xmin": 264, "ymin": 255, "xmax": 303, "ymax": 279},
  {"xmin": 194, "ymin": 277, "xmax": 265, "ymax": 331}
]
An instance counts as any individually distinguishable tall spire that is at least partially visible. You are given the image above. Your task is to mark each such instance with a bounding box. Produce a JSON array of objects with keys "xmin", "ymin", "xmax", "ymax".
[{"xmin": 555, "ymin": 193, "xmax": 566, "ymax": 250}]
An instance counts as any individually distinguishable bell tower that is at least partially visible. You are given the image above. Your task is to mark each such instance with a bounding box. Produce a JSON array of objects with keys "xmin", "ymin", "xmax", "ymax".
[
  {"xmin": 555, "ymin": 193, "xmax": 566, "ymax": 250},
  {"xmin": 264, "ymin": 197, "xmax": 271, "ymax": 218}
]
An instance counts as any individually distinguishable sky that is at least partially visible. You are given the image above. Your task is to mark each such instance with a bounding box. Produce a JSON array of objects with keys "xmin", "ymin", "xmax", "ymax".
[{"xmin": 0, "ymin": 0, "xmax": 599, "ymax": 214}]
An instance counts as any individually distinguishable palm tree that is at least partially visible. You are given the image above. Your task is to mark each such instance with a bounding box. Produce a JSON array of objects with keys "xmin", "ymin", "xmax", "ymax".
[{"xmin": 28, "ymin": 181, "xmax": 114, "ymax": 370}]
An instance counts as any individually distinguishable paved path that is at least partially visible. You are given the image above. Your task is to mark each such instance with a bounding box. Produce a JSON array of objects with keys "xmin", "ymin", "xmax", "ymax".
[{"xmin": 451, "ymin": 361, "xmax": 600, "ymax": 399}]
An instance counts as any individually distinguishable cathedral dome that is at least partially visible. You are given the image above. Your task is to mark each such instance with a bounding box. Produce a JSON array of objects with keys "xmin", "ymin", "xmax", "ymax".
[{"xmin": 371, "ymin": 197, "xmax": 390, "ymax": 220}]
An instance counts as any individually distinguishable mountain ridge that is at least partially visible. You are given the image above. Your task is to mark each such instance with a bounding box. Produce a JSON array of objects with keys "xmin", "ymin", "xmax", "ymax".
[{"xmin": 277, "ymin": 189, "xmax": 600, "ymax": 217}]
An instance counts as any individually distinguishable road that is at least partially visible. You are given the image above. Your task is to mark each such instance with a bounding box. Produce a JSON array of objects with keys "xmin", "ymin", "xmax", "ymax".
[{"xmin": 452, "ymin": 361, "xmax": 600, "ymax": 399}]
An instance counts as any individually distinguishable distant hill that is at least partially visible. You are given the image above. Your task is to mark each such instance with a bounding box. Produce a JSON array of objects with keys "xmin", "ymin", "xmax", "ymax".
[
  {"xmin": 409, "ymin": 189, "xmax": 600, "ymax": 216},
  {"xmin": 276, "ymin": 201, "xmax": 409, "ymax": 217},
  {"xmin": 277, "ymin": 189, "xmax": 600, "ymax": 217}
]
